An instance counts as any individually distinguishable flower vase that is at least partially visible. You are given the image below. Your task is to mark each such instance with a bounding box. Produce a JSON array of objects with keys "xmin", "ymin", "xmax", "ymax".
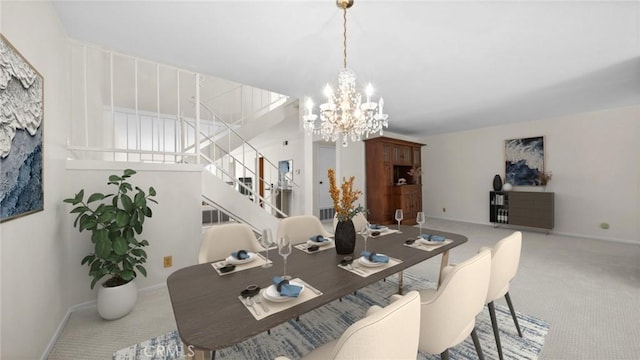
[
  {"xmin": 493, "ymin": 174, "xmax": 503, "ymax": 191},
  {"xmin": 334, "ymin": 219, "xmax": 356, "ymax": 255}
]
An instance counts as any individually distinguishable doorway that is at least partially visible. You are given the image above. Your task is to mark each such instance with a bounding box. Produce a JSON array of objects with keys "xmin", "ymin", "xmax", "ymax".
[{"xmin": 315, "ymin": 144, "xmax": 336, "ymax": 221}]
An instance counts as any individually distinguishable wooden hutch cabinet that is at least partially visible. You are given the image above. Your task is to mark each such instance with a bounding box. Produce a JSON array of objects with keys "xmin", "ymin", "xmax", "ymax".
[{"xmin": 364, "ymin": 137, "xmax": 425, "ymax": 225}]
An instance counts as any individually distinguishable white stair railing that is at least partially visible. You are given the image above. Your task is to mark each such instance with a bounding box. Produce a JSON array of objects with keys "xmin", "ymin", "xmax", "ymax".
[
  {"xmin": 182, "ymin": 119, "xmax": 292, "ymax": 219},
  {"xmin": 65, "ymin": 42, "xmax": 298, "ymax": 223}
]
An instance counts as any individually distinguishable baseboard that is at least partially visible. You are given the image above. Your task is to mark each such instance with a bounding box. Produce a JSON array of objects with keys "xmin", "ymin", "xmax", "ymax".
[
  {"xmin": 40, "ymin": 282, "xmax": 169, "ymax": 360},
  {"xmin": 427, "ymin": 216, "xmax": 639, "ymax": 245},
  {"xmin": 40, "ymin": 308, "xmax": 74, "ymax": 360},
  {"xmin": 549, "ymin": 230, "xmax": 639, "ymax": 246}
]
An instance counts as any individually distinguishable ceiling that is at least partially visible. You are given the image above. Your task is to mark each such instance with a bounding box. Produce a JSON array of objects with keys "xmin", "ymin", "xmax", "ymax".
[{"xmin": 52, "ymin": 0, "xmax": 640, "ymax": 137}]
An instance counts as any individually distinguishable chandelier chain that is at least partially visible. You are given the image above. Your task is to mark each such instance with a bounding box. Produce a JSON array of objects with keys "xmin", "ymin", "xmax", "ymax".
[
  {"xmin": 343, "ymin": 6, "xmax": 347, "ymax": 69},
  {"xmin": 303, "ymin": 0, "xmax": 389, "ymax": 147}
]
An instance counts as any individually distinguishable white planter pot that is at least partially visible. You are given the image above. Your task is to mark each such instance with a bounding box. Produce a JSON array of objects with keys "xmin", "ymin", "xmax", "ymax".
[{"xmin": 97, "ymin": 279, "xmax": 138, "ymax": 320}]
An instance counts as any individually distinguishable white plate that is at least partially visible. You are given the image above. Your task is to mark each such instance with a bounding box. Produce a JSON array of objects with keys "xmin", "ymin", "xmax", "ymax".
[
  {"xmin": 306, "ymin": 239, "xmax": 332, "ymax": 247},
  {"xmin": 369, "ymin": 225, "xmax": 388, "ymax": 232},
  {"xmin": 225, "ymin": 252, "xmax": 257, "ymax": 265},
  {"xmin": 263, "ymin": 281, "xmax": 305, "ymax": 302},
  {"xmin": 358, "ymin": 255, "xmax": 388, "ymax": 268}
]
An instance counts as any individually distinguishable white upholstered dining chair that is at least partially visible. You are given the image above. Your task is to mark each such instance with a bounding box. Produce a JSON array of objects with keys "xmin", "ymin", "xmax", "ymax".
[
  {"xmin": 276, "ymin": 215, "xmax": 333, "ymax": 245},
  {"xmin": 483, "ymin": 231, "xmax": 524, "ymax": 360},
  {"xmin": 198, "ymin": 223, "xmax": 264, "ymax": 264},
  {"xmin": 274, "ymin": 291, "xmax": 421, "ymax": 360},
  {"xmin": 413, "ymin": 249, "xmax": 491, "ymax": 360}
]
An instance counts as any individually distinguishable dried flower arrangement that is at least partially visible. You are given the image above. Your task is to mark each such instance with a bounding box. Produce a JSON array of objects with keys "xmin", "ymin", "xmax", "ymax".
[
  {"xmin": 407, "ymin": 166, "xmax": 423, "ymax": 182},
  {"xmin": 538, "ymin": 171, "xmax": 553, "ymax": 186},
  {"xmin": 328, "ymin": 168, "xmax": 364, "ymax": 222}
]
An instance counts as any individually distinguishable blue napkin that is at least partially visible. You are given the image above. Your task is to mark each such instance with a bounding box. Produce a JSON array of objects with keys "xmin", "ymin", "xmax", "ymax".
[
  {"xmin": 272, "ymin": 276, "xmax": 302, "ymax": 297},
  {"xmin": 361, "ymin": 251, "xmax": 389, "ymax": 263},
  {"xmin": 369, "ymin": 224, "xmax": 384, "ymax": 230},
  {"xmin": 419, "ymin": 234, "xmax": 446, "ymax": 242},
  {"xmin": 309, "ymin": 235, "xmax": 329, "ymax": 243},
  {"xmin": 230, "ymin": 250, "xmax": 250, "ymax": 259}
]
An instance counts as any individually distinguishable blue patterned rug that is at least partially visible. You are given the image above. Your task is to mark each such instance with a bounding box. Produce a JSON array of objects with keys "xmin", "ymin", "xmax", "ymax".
[{"xmin": 114, "ymin": 274, "xmax": 549, "ymax": 359}]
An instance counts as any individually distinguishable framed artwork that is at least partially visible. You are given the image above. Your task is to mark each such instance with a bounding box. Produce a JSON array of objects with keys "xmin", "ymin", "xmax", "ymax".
[
  {"xmin": 0, "ymin": 34, "xmax": 44, "ymax": 222},
  {"xmin": 504, "ymin": 136, "xmax": 544, "ymax": 186},
  {"xmin": 278, "ymin": 159, "xmax": 293, "ymax": 188}
]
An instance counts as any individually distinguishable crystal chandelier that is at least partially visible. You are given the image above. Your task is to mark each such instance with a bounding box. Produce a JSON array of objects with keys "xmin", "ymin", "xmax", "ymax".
[{"xmin": 303, "ymin": 0, "xmax": 389, "ymax": 147}]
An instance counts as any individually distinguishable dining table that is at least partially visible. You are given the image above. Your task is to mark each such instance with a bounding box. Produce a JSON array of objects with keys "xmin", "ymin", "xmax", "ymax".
[{"xmin": 166, "ymin": 225, "xmax": 468, "ymax": 359}]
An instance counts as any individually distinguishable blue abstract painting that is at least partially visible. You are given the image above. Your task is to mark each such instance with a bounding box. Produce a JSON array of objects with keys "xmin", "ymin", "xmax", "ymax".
[
  {"xmin": 0, "ymin": 35, "xmax": 44, "ymax": 222},
  {"xmin": 504, "ymin": 136, "xmax": 544, "ymax": 186}
]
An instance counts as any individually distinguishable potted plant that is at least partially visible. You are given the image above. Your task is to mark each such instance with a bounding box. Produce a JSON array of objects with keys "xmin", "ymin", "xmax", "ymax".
[
  {"xmin": 328, "ymin": 168, "xmax": 364, "ymax": 254},
  {"xmin": 63, "ymin": 169, "xmax": 157, "ymax": 320}
]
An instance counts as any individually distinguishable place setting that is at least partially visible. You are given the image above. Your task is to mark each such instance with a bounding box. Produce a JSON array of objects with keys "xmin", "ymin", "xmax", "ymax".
[
  {"xmin": 403, "ymin": 212, "xmax": 453, "ymax": 252},
  {"xmin": 211, "ymin": 249, "xmax": 272, "ymax": 276},
  {"xmin": 368, "ymin": 223, "xmax": 400, "ymax": 237},
  {"xmin": 339, "ymin": 223, "xmax": 402, "ymax": 277},
  {"xmin": 239, "ymin": 235, "xmax": 323, "ymax": 320},
  {"xmin": 294, "ymin": 234, "xmax": 335, "ymax": 254},
  {"xmin": 338, "ymin": 251, "xmax": 402, "ymax": 277}
]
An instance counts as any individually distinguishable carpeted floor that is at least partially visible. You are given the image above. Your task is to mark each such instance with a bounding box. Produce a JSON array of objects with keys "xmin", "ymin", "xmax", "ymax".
[
  {"xmin": 48, "ymin": 219, "xmax": 640, "ymax": 360},
  {"xmin": 113, "ymin": 273, "xmax": 549, "ymax": 360}
]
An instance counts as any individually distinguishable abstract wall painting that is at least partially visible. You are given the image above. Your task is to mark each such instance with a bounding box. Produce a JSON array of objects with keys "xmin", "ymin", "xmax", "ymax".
[
  {"xmin": 504, "ymin": 136, "xmax": 544, "ymax": 186},
  {"xmin": 0, "ymin": 34, "xmax": 44, "ymax": 222}
]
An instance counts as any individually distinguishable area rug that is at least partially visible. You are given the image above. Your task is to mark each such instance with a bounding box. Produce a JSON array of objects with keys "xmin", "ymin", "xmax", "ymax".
[{"xmin": 114, "ymin": 274, "xmax": 549, "ymax": 359}]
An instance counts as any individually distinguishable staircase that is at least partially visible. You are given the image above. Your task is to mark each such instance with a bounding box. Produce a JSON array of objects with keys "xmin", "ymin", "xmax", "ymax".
[
  {"xmin": 201, "ymin": 171, "xmax": 279, "ymax": 232},
  {"xmin": 65, "ymin": 42, "xmax": 302, "ymax": 233},
  {"xmin": 186, "ymin": 93, "xmax": 300, "ymax": 232}
]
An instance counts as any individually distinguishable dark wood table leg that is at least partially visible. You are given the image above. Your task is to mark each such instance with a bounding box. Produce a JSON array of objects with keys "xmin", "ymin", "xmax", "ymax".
[{"xmin": 397, "ymin": 271, "xmax": 404, "ymax": 294}]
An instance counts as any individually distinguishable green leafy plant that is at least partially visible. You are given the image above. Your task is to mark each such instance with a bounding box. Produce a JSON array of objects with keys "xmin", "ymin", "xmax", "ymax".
[{"xmin": 63, "ymin": 169, "xmax": 157, "ymax": 289}]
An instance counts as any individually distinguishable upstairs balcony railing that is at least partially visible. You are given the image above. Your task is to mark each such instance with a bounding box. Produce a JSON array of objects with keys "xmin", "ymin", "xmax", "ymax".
[{"xmin": 66, "ymin": 41, "xmax": 298, "ymax": 218}]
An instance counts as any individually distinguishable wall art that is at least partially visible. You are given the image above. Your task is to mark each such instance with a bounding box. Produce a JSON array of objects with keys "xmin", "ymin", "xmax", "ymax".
[
  {"xmin": 504, "ymin": 136, "xmax": 544, "ymax": 186},
  {"xmin": 0, "ymin": 34, "xmax": 44, "ymax": 222}
]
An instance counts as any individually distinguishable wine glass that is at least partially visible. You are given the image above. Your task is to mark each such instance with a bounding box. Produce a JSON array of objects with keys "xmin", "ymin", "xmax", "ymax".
[
  {"xmin": 394, "ymin": 209, "xmax": 404, "ymax": 233},
  {"xmin": 416, "ymin": 211, "xmax": 426, "ymax": 237},
  {"xmin": 359, "ymin": 221, "xmax": 372, "ymax": 252},
  {"xmin": 278, "ymin": 235, "xmax": 292, "ymax": 280},
  {"xmin": 260, "ymin": 229, "xmax": 273, "ymax": 268}
]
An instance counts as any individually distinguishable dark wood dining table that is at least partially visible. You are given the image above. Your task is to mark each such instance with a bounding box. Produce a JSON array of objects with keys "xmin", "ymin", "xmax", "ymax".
[{"xmin": 167, "ymin": 225, "xmax": 468, "ymax": 359}]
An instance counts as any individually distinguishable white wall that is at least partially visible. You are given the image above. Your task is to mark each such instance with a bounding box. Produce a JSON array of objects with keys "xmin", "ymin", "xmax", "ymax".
[
  {"xmin": 1, "ymin": 3, "xmax": 205, "ymax": 358},
  {"xmin": 336, "ymin": 140, "xmax": 367, "ymax": 209},
  {"xmin": 63, "ymin": 162, "xmax": 203, "ymax": 302},
  {"xmin": 1, "ymin": 1, "xmax": 72, "ymax": 358},
  {"xmin": 255, "ymin": 135, "xmax": 306, "ymax": 216},
  {"xmin": 421, "ymin": 106, "xmax": 640, "ymax": 243}
]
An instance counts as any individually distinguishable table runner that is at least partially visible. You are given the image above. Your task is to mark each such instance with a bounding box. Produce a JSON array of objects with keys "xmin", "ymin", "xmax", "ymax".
[{"xmin": 294, "ymin": 241, "xmax": 336, "ymax": 254}]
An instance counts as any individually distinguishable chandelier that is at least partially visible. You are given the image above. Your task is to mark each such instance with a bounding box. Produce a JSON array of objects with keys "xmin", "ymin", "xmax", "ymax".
[{"xmin": 303, "ymin": 0, "xmax": 389, "ymax": 147}]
